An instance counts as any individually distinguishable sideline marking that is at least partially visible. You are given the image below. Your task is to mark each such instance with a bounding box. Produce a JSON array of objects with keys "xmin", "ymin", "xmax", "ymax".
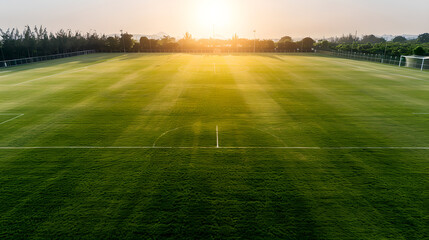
[
  {"xmin": 13, "ymin": 57, "xmax": 121, "ymax": 86},
  {"xmin": 0, "ymin": 71, "xmax": 12, "ymax": 77},
  {"xmin": 330, "ymin": 59, "xmax": 426, "ymax": 81},
  {"xmin": 0, "ymin": 114, "xmax": 24, "ymax": 125},
  {"xmin": 216, "ymin": 125, "xmax": 219, "ymax": 148},
  {"xmin": 14, "ymin": 69, "xmax": 87, "ymax": 85},
  {"xmin": 0, "ymin": 146, "xmax": 429, "ymax": 150}
]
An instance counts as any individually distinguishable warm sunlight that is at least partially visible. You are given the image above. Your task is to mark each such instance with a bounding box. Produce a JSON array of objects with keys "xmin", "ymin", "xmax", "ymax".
[
  {"xmin": 2, "ymin": 1, "xmax": 429, "ymax": 239},
  {"xmin": 197, "ymin": 0, "xmax": 231, "ymax": 31}
]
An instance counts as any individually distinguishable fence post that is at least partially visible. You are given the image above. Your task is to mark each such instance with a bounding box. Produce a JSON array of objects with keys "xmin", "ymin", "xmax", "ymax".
[{"xmin": 0, "ymin": 50, "xmax": 95, "ymax": 68}]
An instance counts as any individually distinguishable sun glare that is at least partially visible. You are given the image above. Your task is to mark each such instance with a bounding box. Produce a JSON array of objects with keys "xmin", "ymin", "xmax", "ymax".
[{"xmin": 198, "ymin": 0, "xmax": 231, "ymax": 27}]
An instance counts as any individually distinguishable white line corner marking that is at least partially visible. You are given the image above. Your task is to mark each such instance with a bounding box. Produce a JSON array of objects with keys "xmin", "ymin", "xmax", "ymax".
[{"xmin": 0, "ymin": 114, "xmax": 24, "ymax": 125}]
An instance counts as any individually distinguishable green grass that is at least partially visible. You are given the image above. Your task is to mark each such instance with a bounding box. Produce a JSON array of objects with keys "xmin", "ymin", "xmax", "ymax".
[{"xmin": 0, "ymin": 53, "xmax": 428, "ymax": 239}]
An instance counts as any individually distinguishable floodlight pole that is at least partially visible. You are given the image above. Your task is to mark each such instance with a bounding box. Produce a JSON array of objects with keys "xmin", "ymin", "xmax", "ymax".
[
  {"xmin": 350, "ymin": 31, "xmax": 357, "ymax": 57},
  {"xmin": 422, "ymin": 59, "xmax": 425, "ymax": 71},
  {"xmin": 120, "ymin": 30, "xmax": 126, "ymax": 53},
  {"xmin": 399, "ymin": 56, "xmax": 403, "ymax": 67},
  {"xmin": 211, "ymin": 24, "xmax": 215, "ymax": 51},
  {"xmin": 253, "ymin": 30, "xmax": 256, "ymax": 53},
  {"xmin": 382, "ymin": 42, "xmax": 388, "ymax": 63}
]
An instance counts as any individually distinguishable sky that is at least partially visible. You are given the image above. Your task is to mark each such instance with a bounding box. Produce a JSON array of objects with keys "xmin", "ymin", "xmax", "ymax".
[{"xmin": 0, "ymin": 0, "xmax": 428, "ymax": 39}]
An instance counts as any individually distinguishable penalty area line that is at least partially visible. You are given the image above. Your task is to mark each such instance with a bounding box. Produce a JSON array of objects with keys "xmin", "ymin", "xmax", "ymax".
[
  {"xmin": 13, "ymin": 58, "xmax": 121, "ymax": 86},
  {"xmin": 0, "ymin": 114, "xmax": 24, "ymax": 125}
]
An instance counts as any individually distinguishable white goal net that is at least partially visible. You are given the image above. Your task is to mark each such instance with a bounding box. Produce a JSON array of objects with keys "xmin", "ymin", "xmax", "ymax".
[{"xmin": 399, "ymin": 55, "xmax": 428, "ymax": 71}]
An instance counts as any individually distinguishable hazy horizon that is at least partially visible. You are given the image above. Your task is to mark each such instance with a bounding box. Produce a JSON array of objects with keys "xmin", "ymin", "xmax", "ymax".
[{"xmin": 1, "ymin": 0, "xmax": 428, "ymax": 39}]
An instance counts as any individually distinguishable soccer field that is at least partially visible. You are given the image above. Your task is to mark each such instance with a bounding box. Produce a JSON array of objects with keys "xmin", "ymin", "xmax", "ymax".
[{"xmin": 0, "ymin": 53, "xmax": 428, "ymax": 239}]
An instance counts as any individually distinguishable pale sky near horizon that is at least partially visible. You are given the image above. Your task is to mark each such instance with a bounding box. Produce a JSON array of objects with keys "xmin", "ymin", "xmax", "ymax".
[{"xmin": 0, "ymin": 0, "xmax": 428, "ymax": 39}]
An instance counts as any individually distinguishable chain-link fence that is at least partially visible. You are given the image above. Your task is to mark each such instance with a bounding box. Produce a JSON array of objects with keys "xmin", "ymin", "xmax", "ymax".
[
  {"xmin": 321, "ymin": 50, "xmax": 428, "ymax": 71},
  {"xmin": 0, "ymin": 50, "xmax": 96, "ymax": 69}
]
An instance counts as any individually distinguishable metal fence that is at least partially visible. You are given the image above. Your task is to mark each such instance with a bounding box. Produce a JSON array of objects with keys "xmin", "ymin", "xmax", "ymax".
[
  {"xmin": 322, "ymin": 50, "xmax": 428, "ymax": 71},
  {"xmin": 0, "ymin": 50, "xmax": 96, "ymax": 68},
  {"xmin": 131, "ymin": 49, "xmax": 301, "ymax": 53}
]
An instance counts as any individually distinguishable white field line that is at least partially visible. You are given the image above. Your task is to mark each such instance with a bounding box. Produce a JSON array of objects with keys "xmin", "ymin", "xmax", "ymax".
[
  {"xmin": 216, "ymin": 125, "xmax": 219, "ymax": 148},
  {"xmin": 0, "ymin": 74, "xmax": 12, "ymax": 79},
  {"xmin": 0, "ymin": 146, "xmax": 429, "ymax": 150},
  {"xmin": 13, "ymin": 58, "xmax": 120, "ymax": 86},
  {"xmin": 0, "ymin": 114, "xmax": 24, "ymax": 125},
  {"xmin": 14, "ymin": 68, "xmax": 86, "ymax": 86},
  {"xmin": 331, "ymin": 60, "xmax": 426, "ymax": 81},
  {"xmin": 0, "ymin": 71, "xmax": 12, "ymax": 77},
  {"xmin": 152, "ymin": 126, "xmax": 190, "ymax": 147}
]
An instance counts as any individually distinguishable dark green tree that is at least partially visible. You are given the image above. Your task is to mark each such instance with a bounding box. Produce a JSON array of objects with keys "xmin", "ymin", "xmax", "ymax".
[
  {"xmin": 361, "ymin": 35, "xmax": 386, "ymax": 44},
  {"xmin": 417, "ymin": 33, "xmax": 429, "ymax": 43},
  {"xmin": 106, "ymin": 36, "xmax": 120, "ymax": 52},
  {"xmin": 413, "ymin": 46, "xmax": 426, "ymax": 56},
  {"xmin": 277, "ymin": 36, "xmax": 297, "ymax": 52},
  {"xmin": 301, "ymin": 37, "xmax": 315, "ymax": 52},
  {"xmin": 279, "ymin": 36, "xmax": 293, "ymax": 43},
  {"xmin": 139, "ymin": 37, "xmax": 150, "ymax": 51},
  {"xmin": 315, "ymin": 40, "xmax": 332, "ymax": 50},
  {"xmin": 120, "ymin": 32, "xmax": 134, "ymax": 52},
  {"xmin": 392, "ymin": 36, "xmax": 407, "ymax": 43},
  {"xmin": 337, "ymin": 34, "xmax": 357, "ymax": 44}
]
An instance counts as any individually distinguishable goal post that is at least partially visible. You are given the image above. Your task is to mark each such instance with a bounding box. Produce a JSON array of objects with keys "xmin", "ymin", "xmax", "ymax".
[{"xmin": 399, "ymin": 55, "xmax": 429, "ymax": 71}]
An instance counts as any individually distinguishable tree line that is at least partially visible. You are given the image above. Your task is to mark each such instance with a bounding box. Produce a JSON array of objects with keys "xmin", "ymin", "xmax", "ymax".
[
  {"xmin": 0, "ymin": 26, "xmax": 316, "ymax": 60},
  {"xmin": 1, "ymin": 26, "xmax": 428, "ymax": 60},
  {"xmin": 315, "ymin": 33, "xmax": 429, "ymax": 56}
]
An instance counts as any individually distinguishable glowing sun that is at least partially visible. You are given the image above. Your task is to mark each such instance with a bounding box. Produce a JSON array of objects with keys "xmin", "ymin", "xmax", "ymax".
[{"xmin": 197, "ymin": 0, "xmax": 231, "ymax": 27}]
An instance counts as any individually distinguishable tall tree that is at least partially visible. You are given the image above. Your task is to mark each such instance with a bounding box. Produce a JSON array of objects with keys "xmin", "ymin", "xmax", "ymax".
[
  {"xmin": 139, "ymin": 37, "xmax": 150, "ymax": 51},
  {"xmin": 23, "ymin": 25, "xmax": 36, "ymax": 57},
  {"xmin": 417, "ymin": 33, "xmax": 429, "ymax": 43},
  {"xmin": 159, "ymin": 35, "xmax": 177, "ymax": 51},
  {"xmin": 392, "ymin": 36, "xmax": 407, "ymax": 43},
  {"xmin": 279, "ymin": 36, "xmax": 293, "ymax": 43},
  {"xmin": 337, "ymin": 34, "xmax": 357, "ymax": 44},
  {"xmin": 277, "ymin": 36, "xmax": 296, "ymax": 52},
  {"xmin": 231, "ymin": 33, "xmax": 239, "ymax": 51},
  {"xmin": 301, "ymin": 37, "xmax": 315, "ymax": 52},
  {"xmin": 413, "ymin": 46, "xmax": 426, "ymax": 56},
  {"xmin": 120, "ymin": 32, "xmax": 134, "ymax": 52},
  {"xmin": 178, "ymin": 32, "xmax": 195, "ymax": 50},
  {"xmin": 106, "ymin": 36, "xmax": 121, "ymax": 52},
  {"xmin": 361, "ymin": 35, "xmax": 386, "ymax": 44}
]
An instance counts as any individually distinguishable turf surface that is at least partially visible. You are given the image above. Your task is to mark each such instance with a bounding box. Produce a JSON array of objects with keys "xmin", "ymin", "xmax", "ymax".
[{"xmin": 0, "ymin": 53, "xmax": 428, "ymax": 239}]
